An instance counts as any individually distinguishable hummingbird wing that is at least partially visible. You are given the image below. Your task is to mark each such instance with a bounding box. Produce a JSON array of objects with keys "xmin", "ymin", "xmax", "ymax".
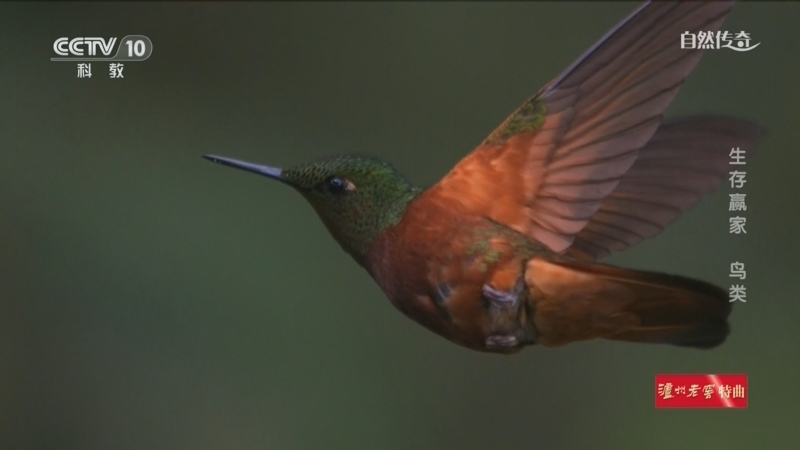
[
  {"xmin": 429, "ymin": 1, "xmax": 735, "ymax": 254},
  {"xmin": 567, "ymin": 116, "xmax": 764, "ymax": 260}
]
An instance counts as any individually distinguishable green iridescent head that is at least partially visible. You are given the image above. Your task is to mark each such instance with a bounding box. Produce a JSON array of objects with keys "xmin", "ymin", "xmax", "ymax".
[{"xmin": 203, "ymin": 153, "xmax": 421, "ymax": 262}]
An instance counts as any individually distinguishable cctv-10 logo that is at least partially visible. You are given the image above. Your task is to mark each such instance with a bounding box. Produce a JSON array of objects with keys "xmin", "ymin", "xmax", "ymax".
[{"xmin": 51, "ymin": 35, "xmax": 153, "ymax": 61}]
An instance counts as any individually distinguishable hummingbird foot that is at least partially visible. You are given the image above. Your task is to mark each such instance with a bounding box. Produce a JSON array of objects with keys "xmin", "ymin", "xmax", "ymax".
[
  {"xmin": 485, "ymin": 334, "xmax": 519, "ymax": 350},
  {"xmin": 482, "ymin": 283, "xmax": 522, "ymax": 308}
]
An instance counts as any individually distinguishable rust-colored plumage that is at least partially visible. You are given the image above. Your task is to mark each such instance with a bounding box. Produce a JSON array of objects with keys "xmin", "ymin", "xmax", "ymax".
[
  {"xmin": 205, "ymin": 1, "xmax": 764, "ymax": 354},
  {"xmin": 363, "ymin": 1, "xmax": 759, "ymax": 353}
]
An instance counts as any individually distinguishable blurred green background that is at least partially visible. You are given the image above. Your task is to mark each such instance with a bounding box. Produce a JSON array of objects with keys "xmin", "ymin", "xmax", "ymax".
[{"xmin": 1, "ymin": 2, "xmax": 798, "ymax": 449}]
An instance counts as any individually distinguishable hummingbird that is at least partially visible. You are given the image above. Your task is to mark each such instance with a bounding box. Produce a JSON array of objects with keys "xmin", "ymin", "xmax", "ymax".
[{"xmin": 204, "ymin": 1, "xmax": 763, "ymax": 354}]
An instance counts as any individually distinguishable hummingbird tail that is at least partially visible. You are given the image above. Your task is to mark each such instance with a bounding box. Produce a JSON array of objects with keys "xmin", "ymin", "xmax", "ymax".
[
  {"xmin": 526, "ymin": 259, "xmax": 732, "ymax": 349},
  {"xmin": 599, "ymin": 267, "xmax": 731, "ymax": 349}
]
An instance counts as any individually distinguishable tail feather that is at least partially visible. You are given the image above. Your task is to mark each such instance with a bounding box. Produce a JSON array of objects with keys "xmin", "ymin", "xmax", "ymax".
[{"xmin": 526, "ymin": 258, "xmax": 732, "ymax": 349}]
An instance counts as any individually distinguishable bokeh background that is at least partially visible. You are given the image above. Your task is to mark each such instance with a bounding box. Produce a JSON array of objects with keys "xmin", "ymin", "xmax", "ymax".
[{"xmin": 2, "ymin": 2, "xmax": 798, "ymax": 449}]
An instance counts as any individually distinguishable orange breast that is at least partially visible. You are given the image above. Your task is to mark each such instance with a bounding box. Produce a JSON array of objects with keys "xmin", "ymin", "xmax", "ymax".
[{"xmin": 365, "ymin": 191, "xmax": 541, "ymax": 352}]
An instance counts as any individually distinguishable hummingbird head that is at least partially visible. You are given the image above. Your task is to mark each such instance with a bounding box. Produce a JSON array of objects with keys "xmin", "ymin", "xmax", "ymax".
[{"xmin": 203, "ymin": 153, "xmax": 421, "ymax": 263}]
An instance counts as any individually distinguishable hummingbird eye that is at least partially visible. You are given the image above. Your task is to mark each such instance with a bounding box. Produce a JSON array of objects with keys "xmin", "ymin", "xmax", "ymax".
[{"xmin": 324, "ymin": 176, "xmax": 349, "ymax": 195}]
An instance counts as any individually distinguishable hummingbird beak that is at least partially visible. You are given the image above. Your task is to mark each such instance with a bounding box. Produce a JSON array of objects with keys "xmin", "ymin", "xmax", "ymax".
[{"xmin": 203, "ymin": 154, "xmax": 286, "ymax": 183}]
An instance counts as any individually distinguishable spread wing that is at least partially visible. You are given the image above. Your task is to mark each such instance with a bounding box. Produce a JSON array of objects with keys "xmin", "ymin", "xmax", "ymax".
[
  {"xmin": 427, "ymin": 1, "xmax": 736, "ymax": 254},
  {"xmin": 567, "ymin": 116, "xmax": 765, "ymax": 260}
]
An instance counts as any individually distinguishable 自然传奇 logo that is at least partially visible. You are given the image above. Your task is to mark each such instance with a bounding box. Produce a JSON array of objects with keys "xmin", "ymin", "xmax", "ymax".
[{"xmin": 681, "ymin": 31, "xmax": 760, "ymax": 51}]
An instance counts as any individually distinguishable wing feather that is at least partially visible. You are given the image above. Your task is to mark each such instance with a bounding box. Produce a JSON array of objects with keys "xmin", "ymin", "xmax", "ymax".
[
  {"xmin": 429, "ymin": 1, "xmax": 739, "ymax": 254},
  {"xmin": 568, "ymin": 116, "xmax": 766, "ymax": 259}
]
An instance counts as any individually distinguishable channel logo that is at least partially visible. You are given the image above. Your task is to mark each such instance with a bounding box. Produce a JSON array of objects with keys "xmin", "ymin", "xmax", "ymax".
[{"xmin": 51, "ymin": 35, "xmax": 153, "ymax": 61}]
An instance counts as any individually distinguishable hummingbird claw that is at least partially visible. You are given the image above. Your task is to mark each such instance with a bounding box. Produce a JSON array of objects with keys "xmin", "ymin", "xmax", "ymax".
[
  {"xmin": 485, "ymin": 335, "xmax": 519, "ymax": 350},
  {"xmin": 482, "ymin": 284, "xmax": 520, "ymax": 308}
]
